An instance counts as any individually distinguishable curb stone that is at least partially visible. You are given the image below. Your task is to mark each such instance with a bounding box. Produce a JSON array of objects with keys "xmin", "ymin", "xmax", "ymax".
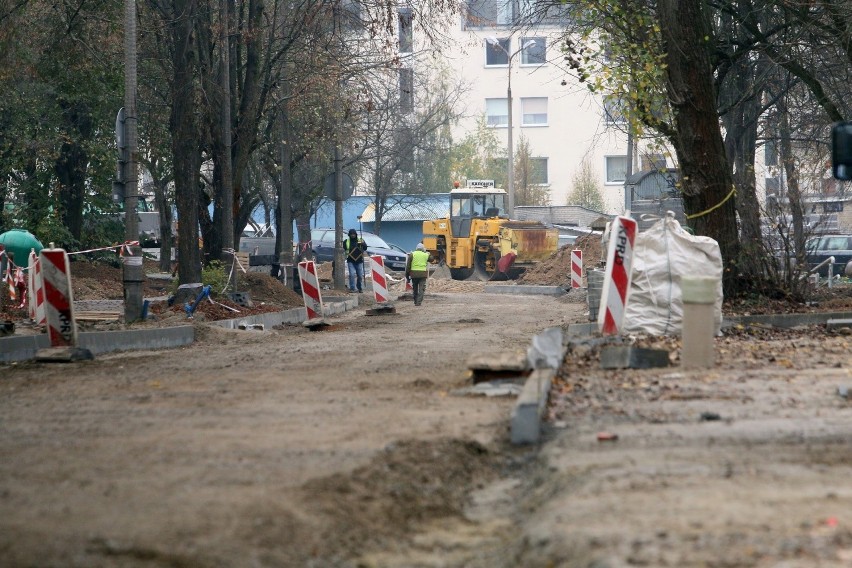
[
  {"xmin": 511, "ymin": 326, "xmax": 565, "ymax": 445},
  {"xmin": 0, "ymin": 299, "xmax": 359, "ymax": 363}
]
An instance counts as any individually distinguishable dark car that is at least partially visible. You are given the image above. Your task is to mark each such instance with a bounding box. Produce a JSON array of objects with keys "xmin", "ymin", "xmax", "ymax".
[
  {"xmin": 805, "ymin": 235, "xmax": 852, "ymax": 276},
  {"xmin": 310, "ymin": 228, "xmax": 408, "ymax": 271}
]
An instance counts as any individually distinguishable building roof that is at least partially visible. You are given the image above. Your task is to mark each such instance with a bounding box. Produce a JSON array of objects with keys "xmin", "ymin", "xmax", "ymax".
[
  {"xmin": 359, "ymin": 194, "xmax": 449, "ymax": 222},
  {"xmin": 514, "ymin": 205, "xmax": 610, "ymax": 228}
]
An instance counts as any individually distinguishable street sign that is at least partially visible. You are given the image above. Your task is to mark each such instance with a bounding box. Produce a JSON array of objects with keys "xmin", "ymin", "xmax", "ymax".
[{"xmin": 322, "ymin": 172, "xmax": 354, "ymax": 201}]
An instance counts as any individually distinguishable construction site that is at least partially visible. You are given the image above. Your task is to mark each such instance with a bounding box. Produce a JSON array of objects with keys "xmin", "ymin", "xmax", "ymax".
[{"xmin": 2, "ymin": 232, "xmax": 852, "ymax": 567}]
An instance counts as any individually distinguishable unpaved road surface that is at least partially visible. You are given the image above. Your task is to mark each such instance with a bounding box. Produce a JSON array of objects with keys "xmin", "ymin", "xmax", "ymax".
[
  {"xmin": 0, "ymin": 289, "xmax": 577, "ymax": 567},
  {"xmin": 3, "ymin": 285, "xmax": 852, "ymax": 567}
]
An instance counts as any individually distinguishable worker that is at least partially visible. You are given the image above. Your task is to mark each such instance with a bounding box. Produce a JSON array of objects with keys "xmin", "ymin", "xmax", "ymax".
[
  {"xmin": 406, "ymin": 243, "xmax": 431, "ymax": 306},
  {"xmin": 344, "ymin": 228, "xmax": 368, "ymax": 293}
]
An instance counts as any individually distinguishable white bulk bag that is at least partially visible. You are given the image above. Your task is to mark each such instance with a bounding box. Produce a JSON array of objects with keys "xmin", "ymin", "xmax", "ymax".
[{"xmin": 624, "ymin": 213, "xmax": 723, "ymax": 336}]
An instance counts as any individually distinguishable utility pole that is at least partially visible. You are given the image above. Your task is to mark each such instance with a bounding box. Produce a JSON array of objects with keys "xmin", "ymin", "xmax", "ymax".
[
  {"xmin": 331, "ymin": 0, "xmax": 345, "ymax": 291},
  {"xmin": 122, "ymin": 0, "xmax": 144, "ymax": 323}
]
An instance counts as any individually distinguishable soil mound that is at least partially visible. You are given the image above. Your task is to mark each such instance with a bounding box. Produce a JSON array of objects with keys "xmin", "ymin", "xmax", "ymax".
[{"xmin": 517, "ymin": 234, "xmax": 604, "ymax": 286}]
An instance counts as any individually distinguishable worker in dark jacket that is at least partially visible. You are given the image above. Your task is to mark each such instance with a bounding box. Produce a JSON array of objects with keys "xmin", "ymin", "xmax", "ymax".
[
  {"xmin": 406, "ymin": 243, "xmax": 431, "ymax": 306},
  {"xmin": 344, "ymin": 228, "xmax": 368, "ymax": 292}
]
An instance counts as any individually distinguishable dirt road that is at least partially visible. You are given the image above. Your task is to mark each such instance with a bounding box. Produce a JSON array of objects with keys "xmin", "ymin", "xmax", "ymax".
[
  {"xmin": 3, "ymin": 284, "xmax": 852, "ymax": 567},
  {"xmin": 0, "ymin": 289, "xmax": 579, "ymax": 567}
]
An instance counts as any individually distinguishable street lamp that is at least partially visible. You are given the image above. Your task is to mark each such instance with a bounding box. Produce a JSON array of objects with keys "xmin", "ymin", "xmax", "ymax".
[{"xmin": 486, "ymin": 36, "xmax": 537, "ymax": 219}]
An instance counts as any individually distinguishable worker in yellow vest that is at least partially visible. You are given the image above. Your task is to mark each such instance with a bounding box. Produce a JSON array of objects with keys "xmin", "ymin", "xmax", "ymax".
[
  {"xmin": 344, "ymin": 228, "xmax": 368, "ymax": 293},
  {"xmin": 405, "ymin": 243, "xmax": 431, "ymax": 306}
]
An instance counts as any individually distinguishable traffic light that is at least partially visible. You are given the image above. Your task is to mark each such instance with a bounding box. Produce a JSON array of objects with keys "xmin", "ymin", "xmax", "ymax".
[{"xmin": 831, "ymin": 121, "xmax": 852, "ymax": 180}]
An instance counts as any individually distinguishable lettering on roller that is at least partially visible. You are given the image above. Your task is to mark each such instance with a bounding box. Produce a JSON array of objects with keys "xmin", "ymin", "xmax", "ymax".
[
  {"xmin": 570, "ymin": 249, "xmax": 583, "ymax": 289},
  {"xmin": 597, "ymin": 216, "xmax": 637, "ymax": 336},
  {"xmin": 297, "ymin": 260, "xmax": 324, "ymax": 320},
  {"xmin": 370, "ymin": 256, "xmax": 388, "ymax": 303},
  {"xmin": 39, "ymin": 248, "xmax": 78, "ymax": 347}
]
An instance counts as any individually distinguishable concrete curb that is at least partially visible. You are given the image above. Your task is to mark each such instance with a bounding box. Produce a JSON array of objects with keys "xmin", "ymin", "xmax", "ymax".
[
  {"xmin": 0, "ymin": 326, "xmax": 195, "ymax": 363},
  {"xmin": 511, "ymin": 368, "xmax": 557, "ymax": 444},
  {"xmin": 722, "ymin": 311, "xmax": 852, "ymax": 329},
  {"xmin": 565, "ymin": 311, "xmax": 852, "ymax": 340},
  {"xmin": 511, "ymin": 327, "xmax": 565, "ymax": 445},
  {"xmin": 484, "ymin": 284, "xmax": 566, "ymax": 296},
  {"xmin": 1, "ymin": 298, "xmax": 359, "ymax": 363},
  {"xmin": 212, "ymin": 297, "xmax": 359, "ymax": 330}
]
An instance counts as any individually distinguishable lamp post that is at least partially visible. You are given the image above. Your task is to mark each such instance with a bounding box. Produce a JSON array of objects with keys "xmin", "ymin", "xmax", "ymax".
[{"xmin": 486, "ymin": 36, "xmax": 536, "ymax": 219}]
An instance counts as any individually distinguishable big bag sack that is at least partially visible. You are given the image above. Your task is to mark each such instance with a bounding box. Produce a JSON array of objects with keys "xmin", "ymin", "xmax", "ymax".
[{"xmin": 624, "ymin": 213, "xmax": 724, "ymax": 336}]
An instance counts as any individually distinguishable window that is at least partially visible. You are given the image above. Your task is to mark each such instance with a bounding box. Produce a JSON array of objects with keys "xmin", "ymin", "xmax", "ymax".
[
  {"xmin": 464, "ymin": 0, "xmax": 571, "ymax": 28},
  {"xmin": 399, "ymin": 68, "xmax": 413, "ymax": 114},
  {"xmin": 466, "ymin": 0, "xmax": 511, "ymax": 28},
  {"xmin": 521, "ymin": 37, "xmax": 546, "ymax": 65},
  {"xmin": 485, "ymin": 37, "xmax": 509, "ymax": 66},
  {"xmin": 641, "ymin": 153, "xmax": 666, "ymax": 170},
  {"xmin": 529, "ymin": 157, "xmax": 548, "ymax": 184},
  {"xmin": 486, "ymin": 98, "xmax": 508, "ymax": 127},
  {"xmin": 603, "ymin": 96, "xmax": 626, "ymax": 124},
  {"xmin": 398, "ymin": 8, "xmax": 413, "ymax": 53},
  {"xmin": 605, "ymin": 156, "xmax": 628, "ymax": 183},
  {"xmin": 765, "ymin": 176, "xmax": 780, "ymax": 195},
  {"xmin": 521, "ymin": 97, "xmax": 547, "ymax": 126},
  {"xmin": 764, "ymin": 139, "xmax": 777, "ymax": 166}
]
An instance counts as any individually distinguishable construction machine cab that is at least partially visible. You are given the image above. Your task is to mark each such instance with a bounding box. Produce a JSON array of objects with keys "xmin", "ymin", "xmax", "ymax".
[{"xmin": 449, "ymin": 185, "xmax": 506, "ymax": 238}]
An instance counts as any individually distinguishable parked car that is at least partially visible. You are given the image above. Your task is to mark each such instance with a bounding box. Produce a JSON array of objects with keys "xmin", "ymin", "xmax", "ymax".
[
  {"xmin": 310, "ymin": 228, "xmax": 408, "ymax": 271},
  {"xmin": 386, "ymin": 242, "xmax": 409, "ymax": 255},
  {"xmin": 805, "ymin": 235, "xmax": 852, "ymax": 276}
]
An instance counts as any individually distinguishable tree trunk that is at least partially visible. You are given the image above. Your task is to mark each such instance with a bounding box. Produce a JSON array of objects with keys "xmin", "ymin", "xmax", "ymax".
[
  {"xmin": 275, "ymin": 100, "xmax": 294, "ymax": 268},
  {"xmin": 55, "ymin": 101, "xmax": 91, "ymax": 242},
  {"xmin": 151, "ymin": 169, "xmax": 174, "ymax": 273},
  {"xmin": 170, "ymin": 0, "xmax": 202, "ymax": 291},
  {"xmin": 658, "ymin": 0, "xmax": 741, "ymax": 295},
  {"xmin": 720, "ymin": 55, "xmax": 765, "ymax": 280},
  {"xmin": 778, "ymin": 96, "xmax": 806, "ymax": 266}
]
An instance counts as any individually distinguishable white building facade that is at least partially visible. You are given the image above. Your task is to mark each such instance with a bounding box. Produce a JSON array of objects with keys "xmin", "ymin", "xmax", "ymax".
[{"xmin": 429, "ymin": 0, "xmax": 634, "ymax": 214}]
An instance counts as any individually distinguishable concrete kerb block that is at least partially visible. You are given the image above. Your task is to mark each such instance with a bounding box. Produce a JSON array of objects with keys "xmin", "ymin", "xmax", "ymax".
[
  {"xmin": 211, "ymin": 297, "xmax": 358, "ymax": 330},
  {"xmin": 511, "ymin": 368, "xmax": 556, "ymax": 445},
  {"xmin": 511, "ymin": 327, "xmax": 566, "ymax": 445},
  {"xmin": 826, "ymin": 318, "xmax": 852, "ymax": 331},
  {"xmin": 527, "ymin": 326, "xmax": 564, "ymax": 370},
  {"xmin": 0, "ymin": 326, "xmax": 196, "ymax": 363},
  {"xmin": 484, "ymin": 284, "xmax": 566, "ymax": 296},
  {"xmin": 600, "ymin": 345, "xmax": 670, "ymax": 370}
]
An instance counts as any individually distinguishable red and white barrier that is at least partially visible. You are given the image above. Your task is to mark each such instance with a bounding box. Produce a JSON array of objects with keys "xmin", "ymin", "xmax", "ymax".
[
  {"xmin": 39, "ymin": 248, "xmax": 78, "ymax": 347},
  {"xmin": 369, "ymin": 255, "xmax": 389, "ymax": 303},
  {"xmin": 28, "ymin": 252, "xmax": 46, "ymax": 325},
  {"xmin": 297, "ymin": 260, "xmax": 324, "ymax": 320},
  {"xmin": 5, "ymin": 263, "xmax": 16, "ymax": 303},
  {"xmin": 405, "ymin": 277, "xmax": 413, "ymax": 293},
  {"xmin": 27, "ymin": 252, "xmax": 36, "ymax": 320},
  {"xmin": 570, "ymin": 249, "xmax": 583, "ymax": 289},
  {"xmin": 597, "ymin": 216, "xmax": 637, "ymax": 336}
]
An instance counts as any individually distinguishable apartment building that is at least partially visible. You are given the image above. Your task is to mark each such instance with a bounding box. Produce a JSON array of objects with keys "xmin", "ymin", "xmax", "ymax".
[{"xmin": 422, "ymin": 0, "xmax": 633, "ymax": 214}]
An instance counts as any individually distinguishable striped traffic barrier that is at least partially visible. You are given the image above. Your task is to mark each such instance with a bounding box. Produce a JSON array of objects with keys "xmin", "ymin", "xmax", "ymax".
[
  {"xmin": 5, "ymin": 264, "xmax": 16, "ymax": 304},
  {"xmin": 369, "ymin": 255, "xmax": 389, "ymax": 303},
  {"xmin": 27, "ymin": 252, "xmax": 36, "ymax": 320},
  {"xmin": 297, "ymin": 260, "xmax": 324, "ymax": 321},
  {"xmin": 570, "ymin": 249, "xmax": 583, "ymax": 289},
  {"xmin": 597, "ymin": 216, "xmax": 638, "ymax": 336},
  {"xmin": 39, "ymin": 248, "xmax": 78, "ymax": 347},
  {"xmin": 32, "ymin": 253, "xmax": 46, "ymax": 325}
]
